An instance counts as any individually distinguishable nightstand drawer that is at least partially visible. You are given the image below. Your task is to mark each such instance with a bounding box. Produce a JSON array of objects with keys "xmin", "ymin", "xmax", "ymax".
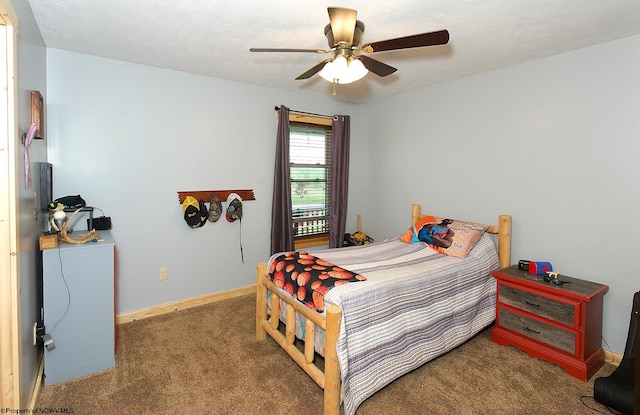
[
  {"xmin": 498, "ymin": 309, "xmax": 576, "ymax": 355},
  {"xmin": 499, "ymin": 283, "xmax": 576, "ymax": 327}
]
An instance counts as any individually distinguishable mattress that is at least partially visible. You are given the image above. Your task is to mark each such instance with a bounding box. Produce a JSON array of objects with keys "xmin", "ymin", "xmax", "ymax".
[{"xmin": 267, "ymin": 233, "xmax": 500, "ymax": 415}]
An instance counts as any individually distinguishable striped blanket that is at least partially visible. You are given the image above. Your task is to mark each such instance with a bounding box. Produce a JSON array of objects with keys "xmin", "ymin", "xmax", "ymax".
[{"xmin": 268, "ymin": 233, "xmax": 500, "ymax": 415}]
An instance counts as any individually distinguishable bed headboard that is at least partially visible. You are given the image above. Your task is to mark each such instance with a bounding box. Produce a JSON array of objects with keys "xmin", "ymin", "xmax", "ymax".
[{"xmin": 411, "ymin": 204, "xmax": 512, "ymax": 269}]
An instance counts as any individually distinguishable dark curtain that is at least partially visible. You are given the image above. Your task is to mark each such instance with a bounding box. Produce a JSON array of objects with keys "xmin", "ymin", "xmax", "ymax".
[
  {"xmin": 270, "ymin": 105, "xmax": 295, "ymax": 255},
  {"xmin": 329, "ymin": 115, "xmax": 350, "ymax": 248}
]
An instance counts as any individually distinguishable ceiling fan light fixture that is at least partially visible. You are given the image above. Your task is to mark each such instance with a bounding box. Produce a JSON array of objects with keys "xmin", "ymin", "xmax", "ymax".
[
  {"xmin": 249, "ymin": 7, "xmax": 450, "ymax": 91},
  {"xmin": 318, "ymin": 55, "xmax": 369, "ymax": 84}
]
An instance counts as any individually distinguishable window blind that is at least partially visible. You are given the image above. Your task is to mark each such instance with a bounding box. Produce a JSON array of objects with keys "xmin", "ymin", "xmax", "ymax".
[{"xmin": 290, "ymin": 122, "xmax": 332, "ymax": 237}]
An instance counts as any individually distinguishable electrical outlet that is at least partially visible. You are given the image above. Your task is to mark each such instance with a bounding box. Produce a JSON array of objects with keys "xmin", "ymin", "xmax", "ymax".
[{"xmin": 159, "ymin": 268, "xmax": 167, "ymax": 281}]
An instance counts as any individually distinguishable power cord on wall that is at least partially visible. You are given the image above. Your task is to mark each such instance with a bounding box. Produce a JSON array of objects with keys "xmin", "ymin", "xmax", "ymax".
[
  {"xmin": 601, "ymin": 336, "xmax": 615, "ymax": 364},
  {"xmin": 43, "ymin": 245, "xmax": 72, "ymax": 351}
]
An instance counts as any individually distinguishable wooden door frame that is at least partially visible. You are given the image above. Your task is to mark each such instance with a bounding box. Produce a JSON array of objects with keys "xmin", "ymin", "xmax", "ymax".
[{"xmin": 0, "ymin": 1, "xmax": 21, "ymax": 409}]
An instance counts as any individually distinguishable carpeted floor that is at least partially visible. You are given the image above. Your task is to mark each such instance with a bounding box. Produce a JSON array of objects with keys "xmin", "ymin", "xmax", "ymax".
[{"xmin": 37, "ymin": 293, "xmax": 618, "ymax": 414}]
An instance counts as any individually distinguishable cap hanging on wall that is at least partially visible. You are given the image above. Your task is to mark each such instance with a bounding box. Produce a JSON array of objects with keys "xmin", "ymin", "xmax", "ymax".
[
  {"xmin": 226, "ymin": 193, "xmax": 243, "ymax": 222},
  {"xmin": 182, "ymin": 196, "xmax": 207, "ymax": 228},
  {"xmin": 208, "ymin": 194, "xmax": 223, "ymax": 222}
]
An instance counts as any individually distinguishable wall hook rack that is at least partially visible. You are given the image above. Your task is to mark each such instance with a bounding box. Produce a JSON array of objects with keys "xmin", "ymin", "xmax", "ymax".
[{"xmin": 177, "ymin": 189, "xmax": 255, "ymax": 204}]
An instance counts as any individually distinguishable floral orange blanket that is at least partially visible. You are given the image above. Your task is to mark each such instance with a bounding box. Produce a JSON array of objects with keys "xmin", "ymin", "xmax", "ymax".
[{"xmin": 268, "ymin": 251, "xmax": 366, "ymax": 312}]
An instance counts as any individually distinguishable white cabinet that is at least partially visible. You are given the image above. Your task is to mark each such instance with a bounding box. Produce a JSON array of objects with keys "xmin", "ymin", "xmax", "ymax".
[{"xmin": 42, "ymin": 231, "xmax": 116, "ymax": 385}]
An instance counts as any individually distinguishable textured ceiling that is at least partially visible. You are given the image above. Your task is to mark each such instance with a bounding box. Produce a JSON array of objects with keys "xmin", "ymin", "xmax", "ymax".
[{"xmin": 27, "ymin": 0, "xmax": 640, "ymax": 103}]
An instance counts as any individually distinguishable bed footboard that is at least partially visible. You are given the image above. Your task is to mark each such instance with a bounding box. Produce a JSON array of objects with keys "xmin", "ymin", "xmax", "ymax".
[{"xmin": 256, "ymin": 262, "xmax": 341, "ymax": 415}]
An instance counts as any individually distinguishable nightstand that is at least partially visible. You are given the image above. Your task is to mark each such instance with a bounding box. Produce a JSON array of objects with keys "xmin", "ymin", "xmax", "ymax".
[{"xmin": 491, "ymin": 265, "xmax": 608, "ymax": 381}]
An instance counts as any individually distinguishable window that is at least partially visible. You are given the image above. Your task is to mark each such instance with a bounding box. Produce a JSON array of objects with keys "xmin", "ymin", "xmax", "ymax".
[{"xmin": 289, "ymin": 120, "xmax": 332, "ymax": 246}]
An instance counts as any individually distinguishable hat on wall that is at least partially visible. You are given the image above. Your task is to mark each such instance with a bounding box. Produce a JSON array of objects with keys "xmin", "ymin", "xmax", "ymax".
[
  {"xmin": 226, "ymin": 193, "xmax": 243, "ymax": 222},
  {"xmin": 182, "ymin": 196, "xmax": 208, "ymax": 228},
  {"xmin": 208, "ymin": 194, "xmax": 223, "ymax": 222}
]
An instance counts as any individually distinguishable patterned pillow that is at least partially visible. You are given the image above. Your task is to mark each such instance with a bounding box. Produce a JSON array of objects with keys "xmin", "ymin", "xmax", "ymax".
[
  {"xmin": 401, "ymin": 217, "xmax": 487, "ymax": 258},
  {"xmin": 400, "ymin": 216, "xmax": 437, "ymax": 243}
]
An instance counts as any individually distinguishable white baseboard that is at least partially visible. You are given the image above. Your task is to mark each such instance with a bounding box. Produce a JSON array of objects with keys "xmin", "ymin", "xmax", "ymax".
[{"xmin": 116, "ymin": 285, "xmax": 256, "ymax": 324}]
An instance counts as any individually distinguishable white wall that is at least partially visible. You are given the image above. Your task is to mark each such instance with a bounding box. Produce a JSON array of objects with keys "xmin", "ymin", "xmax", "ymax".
[
  {"xmin": 363, "ymin": 34, "xmax": 640, "ymax": 354},
  {"xmin": 47, "ymin": 34, "xmax": 639, "ymax": 355},
  {"xmin": 46, "ymin": 50, "xmax": 359, "ymax": 314}
]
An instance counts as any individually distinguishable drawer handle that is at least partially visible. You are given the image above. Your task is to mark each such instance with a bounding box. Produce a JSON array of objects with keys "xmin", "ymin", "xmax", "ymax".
[
  {"xmin": 525, "ymin": 326, "xmax": 541, "ymax": 334},
  {"xmin": 525, "ymin": 301, "xmax": 540, "ymax": 308}
]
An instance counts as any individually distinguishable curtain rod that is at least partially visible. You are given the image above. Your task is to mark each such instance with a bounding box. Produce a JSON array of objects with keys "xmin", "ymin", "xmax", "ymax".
[{"xmin": 274, "ymin": 106, "xmax": 331, "ymax": 119}]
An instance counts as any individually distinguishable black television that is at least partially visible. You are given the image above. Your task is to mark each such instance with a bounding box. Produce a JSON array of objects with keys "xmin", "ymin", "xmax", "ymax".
[{"xmin": 39, "ymin": 162, "xmax": 52, "ymax": 230}]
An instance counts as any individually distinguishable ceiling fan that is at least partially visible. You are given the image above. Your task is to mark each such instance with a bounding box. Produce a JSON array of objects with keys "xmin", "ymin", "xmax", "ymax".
[{"xmin": 249, "ymin": 7, "xmax": 449, "ymax": 92}]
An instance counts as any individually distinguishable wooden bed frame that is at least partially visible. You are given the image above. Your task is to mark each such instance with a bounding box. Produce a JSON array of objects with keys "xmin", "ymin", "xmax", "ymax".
[{"xmin": 256, "ymin": 204, "xmax": 512, "ymax": 415}]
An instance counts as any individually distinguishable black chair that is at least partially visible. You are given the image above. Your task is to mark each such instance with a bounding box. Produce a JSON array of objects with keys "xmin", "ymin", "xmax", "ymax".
[
  {"xmin": 594, "ymin": 291, "xmax": 639, "ymax": 415},
  {"xmin": 635, "ymin": 294, "xmax": 639, "ymax": 415}
]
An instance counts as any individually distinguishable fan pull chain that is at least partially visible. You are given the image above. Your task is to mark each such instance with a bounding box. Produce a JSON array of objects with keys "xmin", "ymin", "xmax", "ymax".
[{"xmin": 332, "ymin": 79, "xmax": 338, "ymax": 96}]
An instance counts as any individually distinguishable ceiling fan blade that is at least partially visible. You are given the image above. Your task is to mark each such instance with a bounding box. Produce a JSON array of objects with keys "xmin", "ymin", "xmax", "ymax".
[
  {"xmin": 295, "ymin": 59, "xmax": 332, "ymax": 80},
  {"xmin": 364, "ymin": 29, "xmax": 450, "ymax": 53},
  {"xmin": 328, "ymin": 7, "xmax": 357, "ymax": 46},
  {"xmin": 250, "ymin": 48, "xmax": 327, "ymax": 54},
  {"xmin": 357, "ymin": 56, "xmax": 397, "ymax": 77}
]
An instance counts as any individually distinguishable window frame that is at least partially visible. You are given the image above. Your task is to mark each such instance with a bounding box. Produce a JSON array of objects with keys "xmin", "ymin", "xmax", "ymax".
[{"xmin": 287, "ymin": 113, "xmax": 333, "ymax": 249}]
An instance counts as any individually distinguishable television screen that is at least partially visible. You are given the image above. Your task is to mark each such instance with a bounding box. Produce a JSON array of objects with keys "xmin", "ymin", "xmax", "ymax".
[{"xmin": 39, "ymin": 162, "xmax": 52, "ymax": 210}]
